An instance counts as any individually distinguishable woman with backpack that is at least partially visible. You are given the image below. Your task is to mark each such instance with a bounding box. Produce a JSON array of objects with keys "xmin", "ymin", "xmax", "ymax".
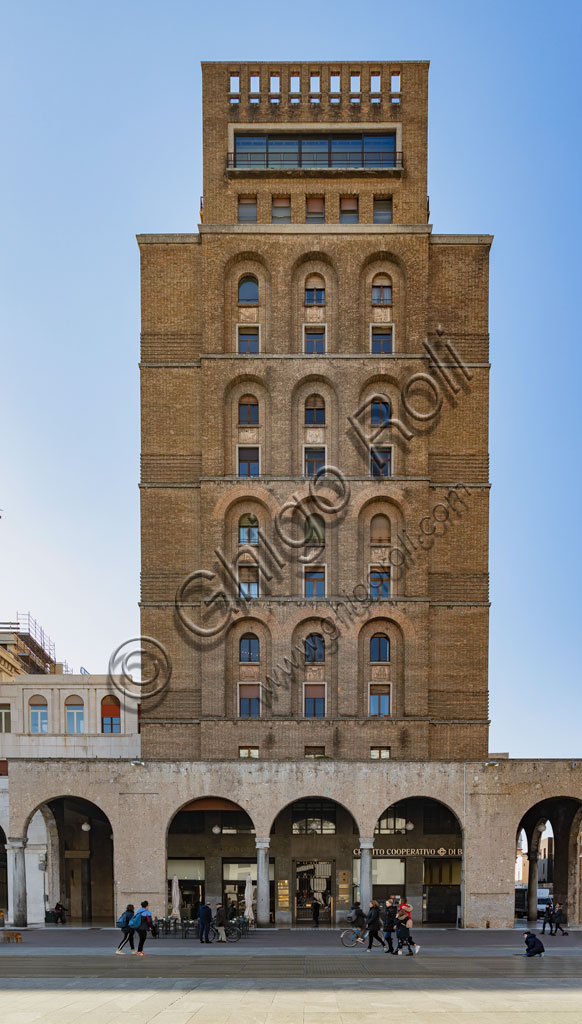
[
  {"xmin": 115, "ymin": 904, "xmax": 136, "ymax": 954},
  {"xmin": 129, "ymin": 900, "xmax": 156, "ymax": 956}
]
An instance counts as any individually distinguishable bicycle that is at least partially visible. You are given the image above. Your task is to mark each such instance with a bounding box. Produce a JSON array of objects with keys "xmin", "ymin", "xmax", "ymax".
[{"xmin": 340, "ymin": 927, "xmax": 368, "ymax": 948}]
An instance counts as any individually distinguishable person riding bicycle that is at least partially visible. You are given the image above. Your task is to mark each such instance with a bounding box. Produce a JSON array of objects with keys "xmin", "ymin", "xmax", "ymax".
[{"xmin": 350, "ymin": 901, "xmax": 367, "ymax": 942}]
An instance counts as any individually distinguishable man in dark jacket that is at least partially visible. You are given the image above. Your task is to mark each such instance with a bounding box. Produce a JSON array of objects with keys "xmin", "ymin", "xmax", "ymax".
[
  {"xmin": 215, "ymin": 902, "xmax": 227, "ymax": 942},
  {"xmin": 351, "ymin": 902, "xmax": 367, "ymax": 943},
  {"xmin": 365, "ymin": 900, "xmax": 388, "ymax": 952},
  {"xmin": 383, "ymin": 899, "xmax": 397, "ymax": 953},
  {"xmin": 551, "ymin": 903, "xmax": 568, "ymax": 936},
  {"xmin": 522, "ymin": 931, "xmax": 545, "ymax": 957},
  {"xmin": 199, "ymin": 902, "xmax": 212, "ymax": 944},
  {"xmin": 541, "ymin": 903, "xmax": 553, "ymax": 934}
]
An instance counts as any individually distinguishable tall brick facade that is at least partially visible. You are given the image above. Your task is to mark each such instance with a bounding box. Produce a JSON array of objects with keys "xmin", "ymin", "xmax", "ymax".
[{"xmin": 138, "ymin": 61, "xmax": 491, "ymax": 762}]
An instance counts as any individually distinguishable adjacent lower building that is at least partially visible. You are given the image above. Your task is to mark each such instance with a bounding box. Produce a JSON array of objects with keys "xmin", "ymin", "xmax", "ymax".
[{"xmin": 1, "ymin": 60, "xmax": 581, "ymax": 930}]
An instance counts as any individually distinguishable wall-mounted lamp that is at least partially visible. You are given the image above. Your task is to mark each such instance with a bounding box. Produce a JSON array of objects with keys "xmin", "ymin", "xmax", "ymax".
[
  {"xmin": 211, "ymin": 825, "xmax": 222, "ymax": 835},
  {"xmin": 405, "ymin": 821, "xmax": 414, "ymax": 832},
  {"xmin": 81, "ymin": 822, "xmax": 91, "ymax": 832}
]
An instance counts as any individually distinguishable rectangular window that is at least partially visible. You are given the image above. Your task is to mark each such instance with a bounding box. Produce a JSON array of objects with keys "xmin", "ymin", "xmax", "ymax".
[
  {"xmin": 364, "ymin": 135, "xmax": 396, "ymax": 168},
  {"xmin": 391, "ymin": 73, "xmax": 401, "ymax": 93},
  {"xmin": 268, "ymin": 137, "xmax": 299, "ymax": 168},
  {"xmin": 290, "ymin": 74, "xmax": 300, "ymax": 93},
  {"xmin": 372, "ymin": 283, "xmax": 392, "ymax": 305},
  {"xmin": 66, "ymin": 706, "xmax": 84, "ymax": 735},
  {"xmin": 370, "ymin": 73, "xmax": 381, "ymax": 93},
  {"xmin": 304, "ymin": 566, "xmax": 325, "ymax": 598},
  {"xmin": 369, "ymin": 567, "xmax": 391, "ymax": 599},
  {"xmin": 250, "ymin": 74, "xmax": 260, "ymax": 93},
  {"xmin": 369, "ymin": 684, "xmax": 390, "ymax": 718},
  {"xmin": 302, "ymin": 138, "xmax": 328, "ymax": 168},
  {"xmin": 272, "ymin": 196, "xmax": 291, "ymax": 223},
  {"xmin": 304, "ymin": 447, "xmax": 326, "ymax": 476},
  {"xmin": 238, "ymin": 327, "xmax": 259, "ymax": 354},
  {"xmin": 238, "ymin": 446, "xmax": 260, "ymax": 476},
  {"xmin": 304, "ymin": 683, "xmax": 326, "ymax": 718},
  {"xmin": 340, "ymin": 196, "xmax": 358, "ymax": 224},
  {"xmin": 30, "ymin": 706, "xmax": 48, "ymax": 734},
  {"xmin": 331, "ymin": 136, "xmax": 362, "ymax": 168},
  {"xmin": 239, "ymin": 565, "xmax": 259, "ymax": 599},
  {"xmin": 305, "ymin": 285, "xmax": 325, "ymax": 305},
  {"xmin": 350, "ymin": 74, "xmax": 360, "ymax": 93},
  {"xmin": 371, "ymin": 447, "xmax": 392, "ymax": 477},
  {"xmin": 269, "ymin": 75, "xmax": 280, "ymax": 93},
  {"xmin": 330, "ymin": 74, "xmax": 340, "ymax": 92},
  {"xmin": 230, "ymin": 75, "xmax": 240, "ymax": 94},
  {"xmin": 310, "ymin": 74, "xmax": 320, "ymax": 93},
  {"xmin": 373, "ymin": 198, "xmax": 393, "ymax": 224},
  {"xmin": 239, "ymin": 684, "xmax": 260, "ymax": 718},
  {"xmin": 0, "ymin": 704, "xmax": 11, "ymax": 733},
  {"xmin": 371, "ymin": 327, "xmax": 393, "ymax": 354},
  {"xmin": 306, "ymin": 197, "xmax": 325, "ymax": 223},
  {"xmin": 239, "ymin": 401, "xmax": 259, "ymax": 425},
  {"xmin": 371, "ymin": 746, "xmax": 391, "ymax": 759},
  {"xmin": 304, "ymin": 326, "xmax": 326, "ymax": 354},
  {"xmin": 235, "ymin": 136, "xmax": 266, "ymax": 168},
  {"xmin": 238, "ymin": 196, "xmax": 257, "ymax": 223},
  {"xmin": 102, "ymin": 716, "xmax": 121, "ymax": 734},
  {"xmin": 239, "ymin": 746, "xmax": 259, "ymax": 758},
  {"xmin": 305, "ymin": 746, "xmax": 325, "ymax": 758}
]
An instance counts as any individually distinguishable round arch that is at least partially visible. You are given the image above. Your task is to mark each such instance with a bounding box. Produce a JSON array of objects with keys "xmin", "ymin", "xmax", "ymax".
[{"xmin": 516, "ymin": 795, "xmax": 582, "ymax": 925}]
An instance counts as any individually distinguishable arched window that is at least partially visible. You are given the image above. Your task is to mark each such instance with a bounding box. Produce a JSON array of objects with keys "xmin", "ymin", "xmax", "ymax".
[
  {"xmin": 29, "ymin": 695, "xmax": 48, "ymax": 734},
  {"xmin": 238, "ymin": 275, "xmax": 259, "ymax": 304},
  {"xmin": 371, "ymin": 398, "xmax": 390, "ymax": 426},
  {"xmin": 371, "ymin": 274, "xmax": 392, "ymax": 305},
  {"xmin": 305, "ymin": 273, "xmax": 325, "ymax": 305},
  {"xmin": 101, "ymin": 695, "xmax": 121, "ymax": 734},
  {"xmin": 304, "ymin": 394, "xmax": 325, "ymax": 426},
  {"xmin": 370, "ymin": 513, "xmax": 391, "ymax": 544},
  {"xmin": 305, "ymin": 514, "xmax": 325, "ymax": 547},
  {"xmin": 370, "ymin": 634, "xmax": 390, "ymax": 662},
  {"xmin": 240, "ymin": 633, "xmax": 260, "ymax": 662},
  {"xmin": 305, "ymin": 633, "xmax": 325, "ymax": 663},
  {"xmin": 65, "ymin": 695, "xmax": 84, "ymax": 735},
  {"xmin": 239, "ymin": 513, "xmax": 259, "ymax": 545},
  {"xmin": 238, "ymin": 395, "xmax": 259, "ymax": 425}
]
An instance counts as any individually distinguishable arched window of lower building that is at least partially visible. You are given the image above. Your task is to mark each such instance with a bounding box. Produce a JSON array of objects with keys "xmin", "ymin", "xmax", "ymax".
[
  {"xmin": 101, "ymin": 695, "xmax": 121, "ymax": 734},
  {"xmin": 65, "ymin": 695, "xmax": 84, "ymax": 734}
]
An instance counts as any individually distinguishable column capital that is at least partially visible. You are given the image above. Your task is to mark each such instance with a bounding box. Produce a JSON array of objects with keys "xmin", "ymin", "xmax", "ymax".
[
  {"xmin": 255, "ymin": 837, "xmax": 270, "ymax": 850},
  {"xmin": 359, "ymin": 838, "xmax": 375, "ymax": 850},
  {"xmin": 6, "ymin": 837, "xmax": 27, "ymax": 851}
]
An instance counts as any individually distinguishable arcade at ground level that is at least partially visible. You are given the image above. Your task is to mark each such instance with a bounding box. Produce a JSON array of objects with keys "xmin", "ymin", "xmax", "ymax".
[{"xmin": 1, "ymin": 758, "xmax": 581, "ymax": 929}]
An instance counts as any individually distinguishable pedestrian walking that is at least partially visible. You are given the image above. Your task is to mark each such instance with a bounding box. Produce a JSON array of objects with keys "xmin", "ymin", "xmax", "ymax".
[
  {"xmin": 541, "ymin": 903, "xmax": 553, "ymax": 934},
  {"xmin": 395, "ymin": 904, "xmax": 420, "ymax": 956},
  {"xmin": 312, "ymin": 899, "xmax": 320, "ymax": 928},
  {"xmin": 383, "ymin": 898, "xmax": 396, "ymax": 953},
  {"xmin": 522, "ymin": 931, "xmax": 545, "ymax": 957},
  {"xmin": 227, "ymin": 900, "xmax": 238, "ymax": 921},
  {"xmin": 215, "ymin": 902, "xmax": 227, "ymax": 942},
  {"xmin": 115, "ymin": 904, "xmax": 137, "ymax": 954},
  {"xmin": 350, "ymin": 901, "xmax": 367, "ymax": 943},
  {"xmin": 130, "ymin": 900, "xmax": 155, "ymax": 956},
  {"xmin": 365, "ymin": 900, "xmax": 389, "ymax": 952},
  {"xmin": 551, "ymin": 903, "xmax": 569, "ymax": 936},
  {"xmin": 53, "ymin": 901, "xmax": 66, "ymax": 925},
  {"xmin": 199, "ymin": 901, "xmax": 212, "ymax": 943}
]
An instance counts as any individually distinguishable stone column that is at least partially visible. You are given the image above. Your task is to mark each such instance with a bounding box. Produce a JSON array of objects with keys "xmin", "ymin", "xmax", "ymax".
[
  {"xmin": 527, "ymin": 855, "xmax": 538, "ymax": 921},
  {"xmin": 7, "ymin": 837, "xmax": 27, "ymax": 927},
  {"xmin": 359, "ymin": 838, "xmax": 374, "ymax": 911},
  {"xmin": 256, "ymin": 837, "xmax": 270, "ymax": 927}
]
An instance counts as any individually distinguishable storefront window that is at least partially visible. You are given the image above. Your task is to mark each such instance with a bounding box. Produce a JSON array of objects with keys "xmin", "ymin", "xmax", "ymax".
[{"xmin": 292, "ymin": 799, "xmax": 336, "ymax": 834}]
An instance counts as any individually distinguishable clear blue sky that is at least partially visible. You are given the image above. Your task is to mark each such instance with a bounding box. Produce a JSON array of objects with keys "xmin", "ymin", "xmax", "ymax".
[{"xmin": 1, "ymin": 1, "xmax": 580, "ymax": 757}]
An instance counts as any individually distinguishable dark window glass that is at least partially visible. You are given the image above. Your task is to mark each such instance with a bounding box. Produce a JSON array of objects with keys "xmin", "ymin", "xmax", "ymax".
[
  {"xmin": 372, "ymin": 284, "xmax": 392, "ymax": 304},
  {"xmin": 305, "ymin": 633, "xmax": 325, "ymax": 663},
  {"xmin": 238, "ymin": 276, "xmax": 259, "ymax": 304},
  {"xmin": 305, "ymin": 568, "xmax": 325, "ymax": 597},
  {"xmin": 305, "ymin": 514, "xmax": 325, "ymax": 547},
  {"xmin": 371, "ymin": 329, "xmax": 392, "ymax": 354},
  {"xmin": 364, "ymin": 135, "xmax": 396, "ymax": 167},
  {"xmin": 331, "ymin": 136, "xmax": 363, "ymax": 167},
  {"xmin": 371, "ymin": 400, "xmax": 390, "ymax": 425},
  {"xmin": 305, "ymin": 696, "xmax": 326, "ymax": 718},
  {"xmin": 302, "ymin": 138, "xmax": 329, "ymax": 167},
  {"xmin": 235, "ymin": 136, "xmax": 267, "ymax": 168},
  {"xmin": 369, "ymin": 569, "xmax": 390, "ymax": 599},
  {"xmin": 240, "ymin": 634, "xmax": 260, "ymax": 662},
  {"xmin": 369, "ymin": 686, "xmax": 390, "ymax": 717},
  {"xmin": 239, "ymin": 514, "xmax": 259, "ymax": 545},
  {"xmin": 272, "ymin": 197, "xmax": 291, "ymax": 222},
  {"xmin": 268, "ymin": 137, "xmax": 299, "ymax": 168},
  {"xmin": 376, "ymin": 801, "xmax": 408, "ymax": 834},
  {"xmin": 305, "ymin": 328, "xmax": 325, "ymax": 354},
  {"xmin": 305, "ymin": 396, "xmax": 325, "ymax": 425},
  {"xmin": 239, "ymin": 696, "xmax": 260, "ymax": 718},
  {"xmin": 238, "ymin": 447, "xmax": 260, "ymax": 476},
  {"xmin": 238, "ymin": 197, "xmax": 257, "ymax": 223},
  {"xmin": 239, "ymin": 400, "xmax": 259, "ymax": 425},
  {"xmin": 423, "ymin": 800, "xmax": 459, "ymax": 835},
  {"xmin": 239, "ymin": 567, "xmax": 259, "ymax": 598},
  {"xmin": 371, "ymin": 448, "xmax": 391, "ymax": 477},
  {"xmin": 238, "ymin": 328, "xmax": 259, "ymax": 354},
  {"xmin": 306, "ymin": 197, "xmax": 325, "ymax": 223},
  {"xmin": 370, "ymin": 634, "xmax": 390, "ymax": 662},
  {"xmin": 292, "ymin": 799, "xmax": 336, "ymax": 834},
  {"xmin": 305, "ymin": 448, "xmax": 325, "ymax": 476},
  {"xmin": 305, "ymin": 287, "xmax": 325, "ymax": 305},
  {"xmin": 373, "ymin": 199, "xmax": 393, "ymax": 224},
  {"xmin": 340, "ymin": 197, "xmax": 358, "ymax": 223}
]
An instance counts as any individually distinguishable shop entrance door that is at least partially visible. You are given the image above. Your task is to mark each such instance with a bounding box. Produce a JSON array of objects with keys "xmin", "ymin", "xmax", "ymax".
[{"xmin": 294, "ymin": 860, "xmax": 334, "ymax": 924}]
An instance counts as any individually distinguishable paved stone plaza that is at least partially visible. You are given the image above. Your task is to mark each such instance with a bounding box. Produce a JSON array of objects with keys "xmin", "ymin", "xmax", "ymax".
[{"xmin": 0, "ymin": 929, "xmax": 580, "ymax": 1022}]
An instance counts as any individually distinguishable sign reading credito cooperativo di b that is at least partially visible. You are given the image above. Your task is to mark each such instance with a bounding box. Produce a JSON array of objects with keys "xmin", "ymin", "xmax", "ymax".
[{"xmin": 353, "ymin": 847, "xmax": 463, "ymax": 857}]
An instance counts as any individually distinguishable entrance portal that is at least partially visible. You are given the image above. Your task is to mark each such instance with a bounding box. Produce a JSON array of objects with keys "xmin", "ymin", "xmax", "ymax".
[{"xmin": 295, "ymin": 860, "xmax": 333, "ymax": 923}]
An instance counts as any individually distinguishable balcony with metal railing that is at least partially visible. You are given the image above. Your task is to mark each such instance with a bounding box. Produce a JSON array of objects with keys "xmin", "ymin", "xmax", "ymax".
[{"xmin": 227, "ymin": 150, "xmax": 403, "ymax": 172}]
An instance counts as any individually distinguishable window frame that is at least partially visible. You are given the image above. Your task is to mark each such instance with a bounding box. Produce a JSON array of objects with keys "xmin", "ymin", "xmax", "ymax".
[
  {"xmin": 239, "ymin": 746, "xmax": 259, "ymax": 758},
  {"xmin": 303, "ymin": 323, "xmax": 327, "ymax": 355},
  {"xmin": 271, "ymin": 195, "xmax": 291, "ymax": 223},
  {"xmin": 370, "ymin": 633, "xmax": 390, "ymax": 663},
  {"xmin": 370, "ymin": 445, "xmax": 393, "ymax": 477},
  {"xmin": 304, "ymin": 632, "xmax": 325, "ymax": 663},
  {"xmin": 304, "ymin": 394, "xmax": 326, "ymax": 426},
  {"xmin": 237, "ymin": 324, "xmax": 261, "ymax": 355},
  {"xmin": 368, "ymin": 681, "xmax": 391, "ymax": 718},
  {"xmin": 238, "ymin": 398, "xmax": 259, "ymax": 426},
  {"xmin": 303, "ymin": 563, "xmax": 327, "ymax": 599},
  {"xmin": 368, "ymin": 565, "xmax": 391, "ymax": 600},
  {"xmin": 373, "ymin": 197, "xmax": 393, "ymax": 224},
  {"xmin": 238, "ymin": 513, "xmax": 259, "ymax": 546},
  {"xmin": 237, "ymin": 563, "xmax": 260, "ymax": 600},
  {"xmin": 239, "ymin": 632, "xmax": 260, "ymax": 663},
  {"xmin": 303, "ymin": 680, "xmax": 327, "ymax": 719},
  {"xmin": 305, "ymin": 196, "xmax": 325, "ymax": 223},
  {"xmin": 339, "ymin": 196, "xmax": 359, "ymax": 224},
  {"xmin": 237, "ymin": 196, "xmax": 257, "ymax": 224},
  {"xmin": 370, "ymin": 324, "xmax": 394, "ymax": 355},
  {"xmin": 238, "ymin": 275, "xmax": 259, "ymax": 305},
  {"xmin": 101, "ymin": 696, "xmax": 121, "ymax": 735},
  {"xmin": 370, "ymin": 746, "xmax": 391, "ymax": 760},
  {"xmin": 0, "ymin": 704, "xmax": 11, "ymax": 733},
  {"xmin": 303, "ymin": 444, "xmax": 327, "ymax": 478},
  {"xmin": 237, "ymin": 444, "xmax": 261, "ymax": 477},
  {"xmin": 238, "ymin": 682, "xmax": 261, "ymax": 719},
  {"xmin": 29, "ymin": 701, "xmax": 48, "ymax": 734},
  {"xmin": 65, "ymin": 702, "xmax": 85, "ymax": 735}
]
